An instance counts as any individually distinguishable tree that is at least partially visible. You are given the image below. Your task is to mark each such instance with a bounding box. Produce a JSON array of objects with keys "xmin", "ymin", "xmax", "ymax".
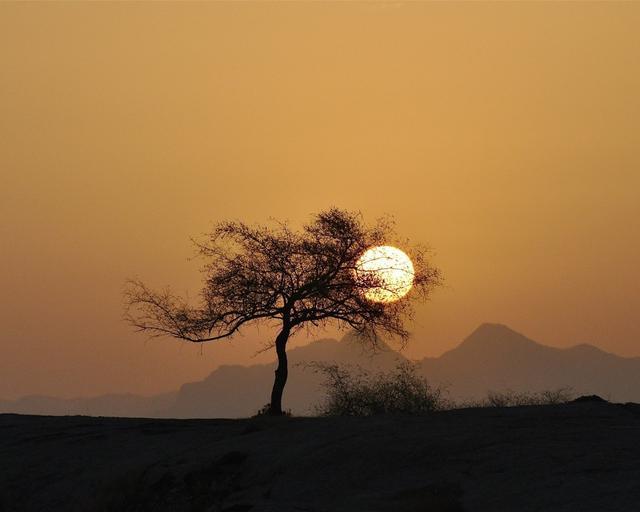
[{"xmin": 124, "ymin": 208, "xmax": 441, "ymax": 415}]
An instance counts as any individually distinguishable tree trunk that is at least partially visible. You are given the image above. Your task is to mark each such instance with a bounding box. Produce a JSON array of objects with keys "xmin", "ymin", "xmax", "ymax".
[{"xmin": 269, "ymin": 327, "xmax": 291, "ymax": 415}]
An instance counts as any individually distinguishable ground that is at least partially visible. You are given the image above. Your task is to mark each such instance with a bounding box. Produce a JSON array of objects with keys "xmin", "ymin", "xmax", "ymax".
[{"xmin": 1, "ymin": 401, "xmax": 639, "ymax": 511}]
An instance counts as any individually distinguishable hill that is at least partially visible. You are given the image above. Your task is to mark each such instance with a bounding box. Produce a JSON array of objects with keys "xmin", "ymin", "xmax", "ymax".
[{"xmin": 1, "ymin": 401, "xmax": 640, "ymax": 511}]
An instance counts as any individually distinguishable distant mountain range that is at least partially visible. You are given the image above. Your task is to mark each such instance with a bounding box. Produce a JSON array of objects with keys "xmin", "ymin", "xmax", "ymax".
[
  {"xmin": 420, "ymin": 323, "xmax": 640, "ymax": 402},
  {"xmin": 0, "ymin": 392, "xmax": 177, "ymax": 418},
  {"xmin": 2, "ymin": 324, "xmax": 639, "ymax": 418}
]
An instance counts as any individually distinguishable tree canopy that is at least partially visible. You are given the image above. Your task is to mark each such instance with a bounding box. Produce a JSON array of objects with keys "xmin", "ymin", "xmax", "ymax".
[{"xmin": 124, "ymin": 208, "xmax": 441, "ymax": 414}]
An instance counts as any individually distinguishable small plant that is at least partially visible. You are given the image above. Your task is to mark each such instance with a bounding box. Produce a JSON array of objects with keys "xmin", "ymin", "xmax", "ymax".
[
  {"xmin": 253, "ymin": 403, "xmax": 291, "ymax": 417},
  {"xmin": 483, "ymin": 387, "xmax": 574, "ymax": 407},
  {"xmin": 309, "ymin": 361, "xmax": 449, "ymax": 416}
]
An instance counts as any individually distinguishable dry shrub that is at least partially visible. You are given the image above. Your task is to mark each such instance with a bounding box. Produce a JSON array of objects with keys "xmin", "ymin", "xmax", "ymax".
[
  {"xmin": 470, "ymin": 387, "xmax": 575, "ymax": 408},
  {"xmin": 309, "ymin": 361, "xmax": 449, "ymax": 416}
]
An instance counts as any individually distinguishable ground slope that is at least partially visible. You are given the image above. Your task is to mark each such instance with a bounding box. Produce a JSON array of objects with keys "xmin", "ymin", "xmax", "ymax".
[{"xmin": 1, "ymin": 401, "xmax": 640, "ymax": 511}]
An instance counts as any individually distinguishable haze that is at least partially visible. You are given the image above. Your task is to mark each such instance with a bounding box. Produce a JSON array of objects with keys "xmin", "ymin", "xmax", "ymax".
[{"xmin": 1, "ymin": 2, "xmax": 639, "ymax": 400}]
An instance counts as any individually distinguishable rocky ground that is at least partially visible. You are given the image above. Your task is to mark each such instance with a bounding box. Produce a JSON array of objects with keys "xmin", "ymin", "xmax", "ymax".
[{"xmin": 1, "ymin": 400, "xmax": 640, "ymax": 511}]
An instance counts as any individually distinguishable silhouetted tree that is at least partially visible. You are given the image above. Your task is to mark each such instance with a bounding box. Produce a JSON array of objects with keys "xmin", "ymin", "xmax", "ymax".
[{"xmin": 124, "ymin": 208, "xmax": 441, "ymax": 415}]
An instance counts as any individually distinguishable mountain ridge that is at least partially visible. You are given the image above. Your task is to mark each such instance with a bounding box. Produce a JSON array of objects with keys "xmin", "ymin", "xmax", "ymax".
[
  {"xmin": 2, "ymin": 324, "xmax": 639, "ymax": 417},
  {"xmin": 420, "ymin": 323, "xmax": 640, "ymax": 401}
]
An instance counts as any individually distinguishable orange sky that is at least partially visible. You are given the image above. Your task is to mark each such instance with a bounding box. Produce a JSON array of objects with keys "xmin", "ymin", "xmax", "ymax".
[{"xmin": 1, "ymin": 2, "xmax": 639, "ymax": 400}]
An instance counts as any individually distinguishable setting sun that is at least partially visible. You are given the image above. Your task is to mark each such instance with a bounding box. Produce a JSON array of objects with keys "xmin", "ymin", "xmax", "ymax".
[{"xmin": 356, "ymin": 246, "xmax": 415, "ymax": 303}]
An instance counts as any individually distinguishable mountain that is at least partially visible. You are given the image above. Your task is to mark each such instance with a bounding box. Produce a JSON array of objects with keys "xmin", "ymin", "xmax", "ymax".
[
  {"xmin": 2, "ymin": 324, "xmax": 639, "ymax": 418},
  {"xmin": 164, "ymin": 332, "xmax": 405, "ymax": 418},
  {"xmin": 0, "ymin": 332, "xmax": 405, "ymax": 418},
  {"xmin": 171, "ymin": 324, "xmax": 640, "ymax": 417},
  {"xmin": 419, "ymin": 323, "xmax": 640, "ymax": 402}
]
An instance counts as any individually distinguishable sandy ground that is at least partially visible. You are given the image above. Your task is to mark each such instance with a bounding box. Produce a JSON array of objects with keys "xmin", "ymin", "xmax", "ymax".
[{"xmin": 1, "ymin": 401, "xmax": 640, "ymax": 512}]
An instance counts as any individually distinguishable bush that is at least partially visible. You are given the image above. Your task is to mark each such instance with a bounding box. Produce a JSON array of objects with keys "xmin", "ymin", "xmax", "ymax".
[
  {"xmin": 308, "ymin": 361, "xmax": 574, "ymax": 415},
  {"xmin": 480, "ymin": 387, "xmax": 574, "ymax": 407},
  {"xmin": 309, "ymin": 361, "xmax": 449, "ymax": 416}
]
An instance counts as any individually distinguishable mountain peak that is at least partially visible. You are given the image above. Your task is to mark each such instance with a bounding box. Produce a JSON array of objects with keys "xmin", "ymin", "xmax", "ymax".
[
  {"xmin": 468, "ymin": 322, "xmax": 528, "ymax": 339},
  {"xmin": 472, "ymin": 322, "xmax": 518, "ymax": 335},
  {"xmin": 458, "ymin": 323, "xmax": 542, "ymax": 351},
  {"xmin": 337, "ymin": 330, "xmax": 393, "ymax": 352}
]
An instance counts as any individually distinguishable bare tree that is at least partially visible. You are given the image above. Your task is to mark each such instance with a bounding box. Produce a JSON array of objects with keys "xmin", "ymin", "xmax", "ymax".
[{"xmin": 124, "ymin": 208, "xmax": 441, "ymax": 415}]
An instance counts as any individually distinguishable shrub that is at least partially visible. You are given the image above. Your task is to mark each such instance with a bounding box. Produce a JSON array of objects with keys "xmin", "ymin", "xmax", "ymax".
[
  {"xmin": 308, "ymin": 361, "xmax": 574, "ymax": 414},
  {"xmin": 309, "ymin": 361, "xmax": 448, "ymax": 416},
  {"xmin": 482, "ymin": 387, "xmax": 574, "ymax": 407}
]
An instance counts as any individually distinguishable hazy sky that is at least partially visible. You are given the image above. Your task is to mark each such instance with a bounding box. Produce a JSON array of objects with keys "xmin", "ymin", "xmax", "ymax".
[{"xmin": 2, "ymin": 2, "xmax": 639, "ymax": 400}]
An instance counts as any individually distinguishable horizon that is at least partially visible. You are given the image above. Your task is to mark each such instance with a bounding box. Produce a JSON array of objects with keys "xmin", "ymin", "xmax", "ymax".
[
  {"xmin": 2, "ymin": 2, "xmax": 640, "ymax": 401},
  {"xmin": 2, "ymin": 322, "xmax": 635, "ymax": 404}
]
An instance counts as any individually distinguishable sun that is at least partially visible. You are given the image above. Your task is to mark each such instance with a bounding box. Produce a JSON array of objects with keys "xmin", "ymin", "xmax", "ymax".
[{"xmin": 355, "ymin": 246, "xmax": 415, "ymax": 303}]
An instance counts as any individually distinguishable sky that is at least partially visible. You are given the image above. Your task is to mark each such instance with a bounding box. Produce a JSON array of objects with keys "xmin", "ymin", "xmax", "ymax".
[{"xmin": 1, "ymin": 2, "xmax": 639, "ymax": 400}]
